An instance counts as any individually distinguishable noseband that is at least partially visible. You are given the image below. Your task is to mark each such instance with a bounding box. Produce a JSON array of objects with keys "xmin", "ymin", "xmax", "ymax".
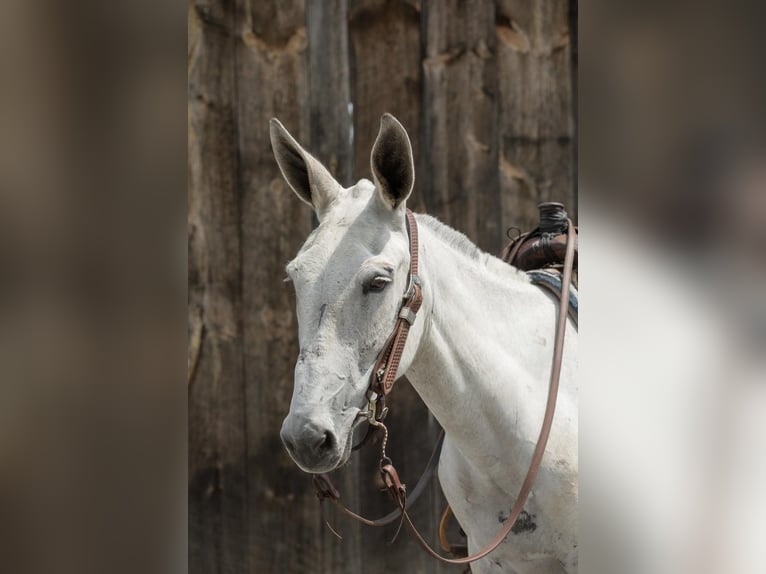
[{"xmin": 313, "ymin": 208, "xmax": 577, "ymax": 566}]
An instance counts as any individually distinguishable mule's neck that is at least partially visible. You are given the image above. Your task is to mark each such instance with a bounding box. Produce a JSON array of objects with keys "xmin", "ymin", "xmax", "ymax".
[{"xmin": 404, "ymin": 216, "xmax": 555, "ymax": 469}]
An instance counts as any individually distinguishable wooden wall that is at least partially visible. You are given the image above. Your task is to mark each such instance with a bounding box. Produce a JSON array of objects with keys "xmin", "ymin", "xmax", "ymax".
[{"xmin": 188, "ymin": 0, "xmax": 576, "ymax": 572}]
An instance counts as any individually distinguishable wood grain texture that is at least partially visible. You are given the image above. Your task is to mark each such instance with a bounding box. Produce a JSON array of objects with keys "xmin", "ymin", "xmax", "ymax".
[
  {"xmin": 188, "ymin": 1, "xmax": 249, "ymax": 572},
  {"xmin": 308, "ymin": 0, "xmax": 353, "ymax": 186},
  {"xmin": 349, "ymin": 0, "xmax": 423, "ymax": 211},
  {"xmin": 234, "ymin": 1, "xmax": 322, "ymax": 572},
  {"xmin": 496, "ymin": 0, "xmax": 576, "ymax": 233},
  {"xmin": 421, "ymin": 0, "xmax": 502, "ymax": 254}
]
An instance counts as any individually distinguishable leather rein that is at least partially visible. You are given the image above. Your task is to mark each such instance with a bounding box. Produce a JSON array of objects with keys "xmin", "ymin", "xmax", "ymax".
[{"xmin": 313, "ymin": 209, "xmax": 576, "ymax": 565}]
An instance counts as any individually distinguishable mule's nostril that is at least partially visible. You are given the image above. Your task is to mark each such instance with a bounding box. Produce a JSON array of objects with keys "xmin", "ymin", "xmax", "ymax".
[
  {"xmin": 282, "ymin": 417, "xmax": 338, "ymax": 468},
  {"xmin": 316, "ymin": 431, "xmax": 335, "ymax": 453}
]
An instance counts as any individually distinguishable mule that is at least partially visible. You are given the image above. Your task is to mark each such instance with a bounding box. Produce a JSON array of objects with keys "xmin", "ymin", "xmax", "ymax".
[{"xmin": 271, "ymin": 113, "xmax": 578, "ymax": 573}]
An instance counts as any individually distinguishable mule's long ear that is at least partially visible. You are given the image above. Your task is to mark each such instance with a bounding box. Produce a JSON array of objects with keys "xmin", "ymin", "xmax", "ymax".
[
  {"xmin": 370, "ymin": 113, "xmax": 414, "ymax": 209},
  {"xmin": 270, "ymin": 118, "xmax": 339, "ymax": 215}
]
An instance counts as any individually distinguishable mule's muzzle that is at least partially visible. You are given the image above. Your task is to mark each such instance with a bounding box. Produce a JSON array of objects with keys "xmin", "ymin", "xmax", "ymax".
[{"xmin": 280, "ymin": 414, "xmax": 341, "ymax": 472}]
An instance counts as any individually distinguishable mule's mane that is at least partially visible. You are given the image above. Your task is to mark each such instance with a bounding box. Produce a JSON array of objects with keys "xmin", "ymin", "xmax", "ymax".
[{"xmin": 415, "ymin": 213, "xmax": 529, "ymax": 281}]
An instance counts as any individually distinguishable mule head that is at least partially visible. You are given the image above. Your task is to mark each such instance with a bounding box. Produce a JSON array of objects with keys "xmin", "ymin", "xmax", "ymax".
[{"xmin": 270, "ymin": 114, "xmax": 418, "ymax": 473}]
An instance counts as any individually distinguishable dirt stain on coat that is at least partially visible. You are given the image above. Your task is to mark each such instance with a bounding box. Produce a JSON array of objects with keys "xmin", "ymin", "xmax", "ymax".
[{"xmin": 497, "ymin": 509, "xmax": 537, "ymax": 534}]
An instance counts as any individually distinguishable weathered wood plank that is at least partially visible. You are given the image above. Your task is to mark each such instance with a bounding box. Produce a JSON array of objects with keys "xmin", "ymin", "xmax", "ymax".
[
  {"xmin": 308, "ymin": 0, "xmax": 354, "ymax": 187},
  {"xmin": 496, "ymin": 0, "xmax": 576, "ymax": 233},
  {"xmin": 232, "ymin": 1, "xmax": 323, "ymax": 573},
  {"xmin": 569, "ymin": 0, "xmax": 578, "ymax": 221},
  {"xmin": 188, "ymin": 1, "xmax": 249, "ymax": 572},
  {"xmin": 349, "ymin": 0, "xmax": 424, "ymax": 213},
  {"xmin": 421, "ymin": 0, "xmax": 502, "ymax": 254}
]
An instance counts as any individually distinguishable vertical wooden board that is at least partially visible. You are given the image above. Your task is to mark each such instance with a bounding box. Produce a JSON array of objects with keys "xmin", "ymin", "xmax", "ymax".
[
  {"xmin": 569, "ymin": 0, "xmax": 578, "ymax": 220},
  {"xmin": 349, "ymin": 0, "xmax": 425, "ymax": 212},
  {"xmin": 233, "ymin": 1, "xmax": 320, "ymax": 572},
  {"xmin": 308, "ymin": 0, "xmax": 353, "ymax": 186},
  {"xmin": 496, "ymin": 0, "xmax": 576, "ymax": 234},
  {"xmin": 188, "ymin": 1, "xmax": 249, "ymax": 573},
  {"xmin": 421, "ymin": 0, "xmax": 502, "ymax": 254}
]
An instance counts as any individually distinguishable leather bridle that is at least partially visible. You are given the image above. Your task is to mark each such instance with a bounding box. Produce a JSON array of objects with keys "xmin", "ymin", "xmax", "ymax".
[
  {"xmin": 370, "ymin": 209, "xmax": 423, "ymax": 396},
  {"xmin": 313, "ymin": 208, "xmax": 576, "ymax": 565}
]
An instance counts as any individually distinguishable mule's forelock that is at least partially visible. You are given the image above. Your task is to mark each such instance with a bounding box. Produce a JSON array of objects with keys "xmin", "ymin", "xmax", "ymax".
[
  {"xmin": 370, "ymin": 113, "xmax": 414, "ymax": 210},
  {"xmin": 269, "ymin": 118, "xmax": 340, "ymax": 218}
]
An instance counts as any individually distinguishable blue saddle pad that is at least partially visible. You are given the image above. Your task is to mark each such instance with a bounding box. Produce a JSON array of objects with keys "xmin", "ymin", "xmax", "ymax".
[{"xmin": 527, "ymin": 270, "xmax": 578, "ymax": 327}]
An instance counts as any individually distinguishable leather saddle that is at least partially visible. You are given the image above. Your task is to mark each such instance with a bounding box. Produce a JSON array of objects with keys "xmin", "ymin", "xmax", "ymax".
[{"xmin": 501, "ymin": 202, "xmax": 578, "ymax": 324}]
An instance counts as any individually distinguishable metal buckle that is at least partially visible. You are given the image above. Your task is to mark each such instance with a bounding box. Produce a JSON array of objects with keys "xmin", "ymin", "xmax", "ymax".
[
  {"xmin": 366, "ymin": 392, "xmax": 378, "ymax": 422},
  {"xmin": 365, "ymin": 391, "xmax": 388, "ymax": 423}
]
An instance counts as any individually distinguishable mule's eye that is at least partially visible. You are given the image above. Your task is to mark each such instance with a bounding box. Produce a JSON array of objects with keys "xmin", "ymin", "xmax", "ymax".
[{"xmin": 364, "ymin": 275, "xmax": 391, "ymax": 294}]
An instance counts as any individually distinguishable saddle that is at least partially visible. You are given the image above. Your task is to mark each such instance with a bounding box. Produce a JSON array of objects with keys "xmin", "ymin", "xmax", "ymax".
[
  {"xmin": 502, "ymin": 202, "xmax": 577, "ymax": 276},
  {"xmin": 501, "ymin": 202, "xmax": 578, "ymax": 325}
]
